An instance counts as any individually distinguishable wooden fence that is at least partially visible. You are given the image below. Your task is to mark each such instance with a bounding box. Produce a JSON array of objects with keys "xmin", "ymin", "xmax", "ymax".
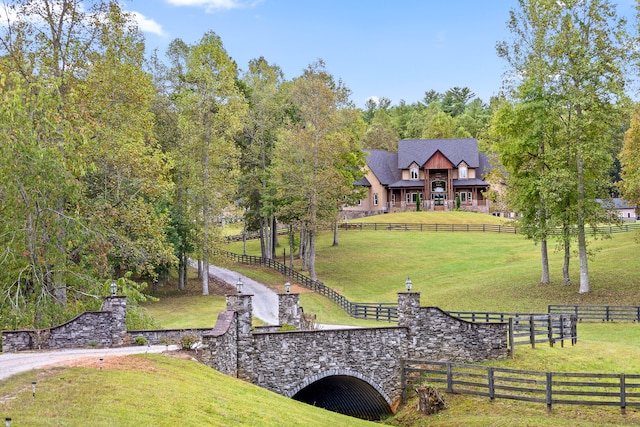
[
  {"xmin": 215, "ymin": 249, "xmax": 398, "ymax": 322},
  {"xmin": 446, "ymin": 312, "xmax": 577, "ymax": 352},
  {"xmin": 216, "ymin": 249, "xmax": 580, "ymax": 349},
  {"xmin": 401, "ymin": 360, "xmax": 640, "ymax": 413},
  {"xmin": 337, "ymin": 222, "xmax": 640, "ymax": 235},
  {"xmin": 548, "ymin": 305, "xmax": 640, "ymax": 322},
  {"xmin": 340, "ymin": 222, "xmax": 517, "ymax": 233}
]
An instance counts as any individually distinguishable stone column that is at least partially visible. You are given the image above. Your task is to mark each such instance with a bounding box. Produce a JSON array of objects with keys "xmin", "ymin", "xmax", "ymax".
[
  {"xmin": 226, "ymin": 293, "xmax": 254, "ymax": 381},
  {"xmin": 278, "ymin": 293, "xmax": 301, "ymax": 329},
  {"xmin": 101, "ymin": 296, "xmax": 127, "ymax": 346},
  {"xmin": 397, "ymin": 292, "xmax": 421, "ymax": 328}
]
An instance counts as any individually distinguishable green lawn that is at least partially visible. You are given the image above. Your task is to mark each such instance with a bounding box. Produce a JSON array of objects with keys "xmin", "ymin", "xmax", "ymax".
[
  {"xmin": 15, "ymin": 211, "xmax": 639, "ymax": 426},
  {"xmin": 0, "ymin": 354, "xmax": 378, "ymax": 427}
]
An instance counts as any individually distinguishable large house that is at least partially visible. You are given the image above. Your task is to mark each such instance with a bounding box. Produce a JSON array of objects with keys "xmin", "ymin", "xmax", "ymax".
[{"xmin": 345, "ymin": 138, "xmax": 492, "ymax": 218}]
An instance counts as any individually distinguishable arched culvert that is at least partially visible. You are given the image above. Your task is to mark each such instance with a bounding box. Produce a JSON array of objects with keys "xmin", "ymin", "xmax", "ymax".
[{"xmin": 292, "ymin": 375, "xmax": 392, "ymax": 420}]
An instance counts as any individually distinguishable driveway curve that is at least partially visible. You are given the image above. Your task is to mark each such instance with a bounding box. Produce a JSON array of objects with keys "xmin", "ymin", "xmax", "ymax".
[
  {"xmin": 207, "ymin": 264, "xmax": 280, "ymax": 325},
  {"xmin": 0, "ymin": 345, "xmax": 179, "ymax": 381}
]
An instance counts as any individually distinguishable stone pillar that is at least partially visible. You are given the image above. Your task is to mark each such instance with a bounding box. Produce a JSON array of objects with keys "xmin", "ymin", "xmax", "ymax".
[
  {"xmin": 100, "ymin": 296, "xmax": 127, "ymax": 346},
  {"xmin": 226, "ymin": 293, "xmax": 254, "ymax": 381},
  {"xmin": 397, "ymin": 292, "xmax": 421, "ymax": 328},
  {"xmin": 278, "ymin": 293, "xmax": 302, "ymax": 329}
]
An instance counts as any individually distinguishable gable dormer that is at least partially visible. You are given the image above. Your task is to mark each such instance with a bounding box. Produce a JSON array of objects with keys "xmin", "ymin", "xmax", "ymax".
[
  {"xmin": 403, "ymin": 161, "xmax": 421, "ymax": 180},
  {"xmin": 424, "ymin": 150, "xmax": 453, "ymax": 170}
]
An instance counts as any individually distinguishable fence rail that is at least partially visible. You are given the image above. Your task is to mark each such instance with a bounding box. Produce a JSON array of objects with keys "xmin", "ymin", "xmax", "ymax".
[
  {"xmin": 337, "ymin": 222, "xmax": 640, "ymax": 235},
  {"xmin": 401, "ymin": 360, "xmax": 640, "ymax": 413},
  {"xmin": 215, "ymin": 249, "xmax": 398, "ymax": 322},
  {"xmin": 548, "ymin": 305, "xmax": 640, "ymax": 322},
  {"xmin": 340, "ymin": 222, "xmax": 517, "ymax": 233},
  {"xmin": 446, "ymin": 311, "xmax": 577, "ymax": 351},
  {"xmin": 216, "ymin": 249, "xmax": 581, "ymax": 346}
]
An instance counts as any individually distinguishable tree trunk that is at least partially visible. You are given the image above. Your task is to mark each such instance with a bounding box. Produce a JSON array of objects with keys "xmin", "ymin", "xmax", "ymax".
[
  {"xmin": 289, "ymin": 224, "xmax": 295, "ymax": 267},
  {"xmin": 415, "ymin": 387, "xmax": 446, "ymax": 415},
  {"xmin": 308, "ymin": 229, "xmax": 317, "ymax": 281},
  {"xmin": 540, "ymin": 239, "xmax": 550, "ymax": 285},
  {"xmin": 576, "ymin": 148, "xmax": 589, "ymax": 293},
  {"xmin": 202, "ymin": 252, "xmax": 209, "ymax": 296},
  {"xmin": 333, "ymin": 221, "xmax": 339, "ymax": 246},
  {"xmin": 178, "ymin": 253, "xmax": 185, "ymax": 291},
  {"xmin": 563, "ymin": 236, "xmax": 571, "ymax": 286}
]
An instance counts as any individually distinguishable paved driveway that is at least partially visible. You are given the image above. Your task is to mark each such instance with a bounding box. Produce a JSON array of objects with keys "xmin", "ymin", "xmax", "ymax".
[{"xmin": 0, "ymin": 345, "xmax": 179, "ymax": 381}]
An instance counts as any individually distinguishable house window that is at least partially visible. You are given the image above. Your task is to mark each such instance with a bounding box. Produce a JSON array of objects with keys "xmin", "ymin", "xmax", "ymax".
[
  {"xmin": 459, "ymin": 166, "xmax": 467, "ymax": 179},
  {"xmin": 460, "ymin": 192, "xmax": 466, "ymax": 202},
  {"xmin": 410, "ymin": 167, "xmax": 419, "ymax": 180},
  {"xmin": 373, "ymin": 193, "xmax": 379, "ymax": 206}
]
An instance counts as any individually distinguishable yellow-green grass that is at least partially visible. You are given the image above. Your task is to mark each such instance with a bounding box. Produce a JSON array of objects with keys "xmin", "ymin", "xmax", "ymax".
[
  {"xmin": 345, "ymin": 210, "xmax": 508, "ymax": 224},
  {"xmin": 143, "ymin": 294, "xmax": 226, "ymax": 329},
  {"xmin": 0, "ymin": 354, "xmax": 378, "ymax": 427},
  {"xmin": 224, "ymin": 218, "xmax": 640, "ymax": 315}
]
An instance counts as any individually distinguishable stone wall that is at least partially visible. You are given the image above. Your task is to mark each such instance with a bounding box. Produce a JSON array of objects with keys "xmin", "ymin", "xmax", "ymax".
[
  {"xmin": 1, "ymin": 296, "xmax": 127, "ymax": 352},
  {"xmin": 200, "ymin": 291, "xmax": 509, "ymax": 407},
  {"xmin": 128, "ymin": 328, "xmax": 211, "ymax": 346},
  {"xmin": 397, "ymin": 292, "xmax": 507, "ymax": 362},
  {"xmin": 251, "ymin": 327, "xmax": 407, "ymax": 403},
  {"xmin": 201, "ymin": 311, "xmax": 238, "ymax": 376}
]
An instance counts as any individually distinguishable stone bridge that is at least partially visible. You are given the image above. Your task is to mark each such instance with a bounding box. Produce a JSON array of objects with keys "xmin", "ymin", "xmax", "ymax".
[{"xmin": 200, "ymin": 291, "xmax": 509, "ymax": 420}]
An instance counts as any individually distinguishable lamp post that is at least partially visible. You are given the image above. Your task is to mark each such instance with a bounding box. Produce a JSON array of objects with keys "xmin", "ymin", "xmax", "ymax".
[
  {"xmin": 285, "ymin": 282, "xmax": 291, "ymax": 293},
  {"xmin": 405, "ymin": 277, "xmax": 412, "ymax": 292},
  {"xmin": 6, "ymin": 417, "xmax": 11, "ymax": 427},
  {"xmin": 31, "ymin": 381, "xmax": 36, "ymax": 398},
  {"xmin": 236, "ymin": 277, "xmax": 243, "ymax": 294},
  {"xmin": 110, "ymin": 281, "xmax": 117, "ymax": 296}
]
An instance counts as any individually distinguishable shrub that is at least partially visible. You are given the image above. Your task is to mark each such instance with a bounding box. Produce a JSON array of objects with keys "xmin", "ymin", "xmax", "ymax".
[
  {"xmin": 179, "ymin": 333, "xmax": 199, "ymax": 350},
  {"xmin": 134, "ymin": 336, "xmax": 148, "ymax": 346}
]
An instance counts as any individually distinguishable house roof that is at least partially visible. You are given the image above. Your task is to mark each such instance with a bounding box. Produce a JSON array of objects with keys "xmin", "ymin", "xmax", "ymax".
[
  {"xmin": 398, "ymin": 138, "xmax": 481, "ymax": 169},
  {"xmin": 596, "ymin": 198, "xmax": 637, "ymax": 209},
  {"xmin": 364, "ymin": 149, "xmax": 402, "ymax": 185},
  {"xmin": 453, "ymin": 178, "xmax": 488, "ymax": 187},
  {"xmin": 354, "ymin": 176, "xmax": 371, "ymax": 187},
  {"xmin": 388, "ymin": 179, "xmax": 425, "ymax": 189}
]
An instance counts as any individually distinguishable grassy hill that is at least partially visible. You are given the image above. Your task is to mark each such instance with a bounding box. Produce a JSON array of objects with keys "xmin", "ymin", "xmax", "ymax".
[
  {"xmin": 6, "ymin": 212, "xmax": 639, "ymax": 426},
  {"xmin": 0, "ymin": 353, "xmax": 378, "ymax": 426}
]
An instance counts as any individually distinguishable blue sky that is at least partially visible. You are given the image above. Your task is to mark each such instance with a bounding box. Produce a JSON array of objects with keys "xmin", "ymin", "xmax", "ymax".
[{"xmin": 129, "ymin": 0, "xmax": 636, "ymax": 108}]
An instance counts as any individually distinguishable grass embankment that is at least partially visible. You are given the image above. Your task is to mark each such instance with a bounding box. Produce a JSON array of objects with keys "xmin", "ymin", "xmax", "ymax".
[
  {"xmin": 8, "ymin": 212, "xmax": 636, "ymax": 426},
  {"xmin": 0, "ymin": 354, "xmax": 377, "ymax": 427}
]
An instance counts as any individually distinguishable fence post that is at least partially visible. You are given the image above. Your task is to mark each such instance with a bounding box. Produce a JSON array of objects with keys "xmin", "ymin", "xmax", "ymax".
[
  {"xmin": 446, "ymin": 363, "xmax": 453, "ymax": 393},
  {"xmin": 529, "ymin": 315, "xmax": 536, "ymax": 349},
  {"xmin": 559, "ymin": 315, "xmax": 565, "ymax": 348},
  {"xmin": 400, "ymin": 359, "xmax": 407, "ymax": 403},
  {"xmin": 488, "ymin": 367, "xmax": 495, "ymax": 400},
  {"xmin": 508, "ymin": 317, "xmax": 514, "ymax": 358},
  {"xmin": 620, "ymin": 373, "xmax": 626, "ymax": 415},
  {"xmin": 546, "ymin": 372, "xmax": 553, "ymax": 412},
  {"xmin": 547, "ymin": 315, "xmax": 554, "ymax": 348}
]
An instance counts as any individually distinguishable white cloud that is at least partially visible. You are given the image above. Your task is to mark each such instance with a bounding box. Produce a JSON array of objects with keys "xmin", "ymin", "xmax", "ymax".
[
  {"xmin": 166, "ymin": 0, "xmax": 257, "ymax": 13},
  {"xmin": 129, "ymin": 11, "xmax": 167, "ymax": 37}
]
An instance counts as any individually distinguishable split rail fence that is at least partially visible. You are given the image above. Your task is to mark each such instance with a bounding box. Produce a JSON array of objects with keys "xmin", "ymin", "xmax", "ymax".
[
  {"xmin": 215, "ymin": 250, "xmax": 578, "ymax": 352},
  {"xmin": 401, "ymin": 360, "xmax": 640, "ymax": 414},
  {"xmin": 215, "ymin": 249, "xmax": 398, "ymax": 322},
  {"xmin": 548, "ymin": 305, "xmax": 640, "ymax": 322},
  {"xmin": 446, "ymin": 312, "xmax": 577, "ymax": 355}
]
